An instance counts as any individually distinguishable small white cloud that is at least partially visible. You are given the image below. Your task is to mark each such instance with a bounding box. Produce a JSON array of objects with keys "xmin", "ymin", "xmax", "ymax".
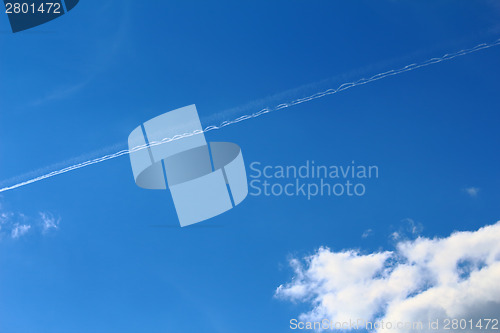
[
  {"xmin": 277, "ymin": 222, "xmax": 500, "ymax": 332},
  {"xmin": 0, "ymin": 212, "xmax": 13, "ymax": 224},
  {"xmin": 0, "ymin": 206, "xmax": 60, "ymax": 241},
  {"xmin": 39, "ymin": 212, "xmax": 60, "ymax": 232},
  {"xmin": 11, "ymin": 223, "xmax": 31, "ymax": 239},
  {"xmin": 362, "ymin": 229, "xmax": 373, "ymax": 238},
  {"xmin": 404, "ymin": 218, "xmax": 423, "ymax": 236},
  {"xmin": 464, "ymin": 187, "xmax": 480, "ymax": 197},
  {"xmin": 390, "ymin": 218, "xmax": 423, "ymax": 241}
]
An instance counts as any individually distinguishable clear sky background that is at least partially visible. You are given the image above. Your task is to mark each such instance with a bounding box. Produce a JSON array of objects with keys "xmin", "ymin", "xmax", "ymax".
[{"xmin": 0, "ymin": 1, "xmax": 500, "ymax": 332}]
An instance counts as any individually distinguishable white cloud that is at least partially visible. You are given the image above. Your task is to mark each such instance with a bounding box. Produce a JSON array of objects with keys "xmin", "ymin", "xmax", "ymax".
[
  {"xmin": 39, "ymin": 212, "xmax": 60, "ymax": 232},
  {"xmin": 276, "ymin": 222, "xmax": 500, "ymax": 332},
  {"xmin": 0, "ymin": 205, "xmax": 60, "ymax": 240},
  {"xmin": 464, "ymin": 187, "xmax": 480, "ymax": 197},
  {"xmin": 362, "ymin": 229, "xmax": 373, "ymax": 238},
  {"xmin": 0, "ymin": 212, "xmax": 31, "ymax": 239},
  {"xmin": 390, "ymin": 231, "xmax": 400, "ymax": 241},
  {"xmin": 390, "ymin": 218, "xmax": 423, "ymax": 241},
  {"xmin": 11, "ymin": 223, "xmax": 31, "ymax": 239},
  {"xmin": 0, "ymin": 212, "xmax": 13, "ymax": 225}
]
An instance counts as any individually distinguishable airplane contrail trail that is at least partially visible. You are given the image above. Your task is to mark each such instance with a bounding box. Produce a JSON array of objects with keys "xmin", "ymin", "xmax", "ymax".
[{"xmin": 1, "ymin": 37, "xmax": 499, "ymax": 194}]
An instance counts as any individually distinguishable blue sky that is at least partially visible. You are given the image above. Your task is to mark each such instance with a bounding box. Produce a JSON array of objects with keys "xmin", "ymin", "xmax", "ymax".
[{"xmin": 1, "ymin": 1, "xmax": 500, "ymax": 332}]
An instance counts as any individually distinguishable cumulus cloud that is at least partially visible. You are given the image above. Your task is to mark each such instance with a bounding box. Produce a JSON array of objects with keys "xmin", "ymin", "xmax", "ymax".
[{"xmin": 276, "ymin": 222, "xmax": 500, "ymax": 332}]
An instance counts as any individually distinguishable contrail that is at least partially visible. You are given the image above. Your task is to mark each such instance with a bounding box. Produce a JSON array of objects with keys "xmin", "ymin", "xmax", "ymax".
[{"xmin": 1, "ymin": 37, "xmax": 499, "ymax": 194}]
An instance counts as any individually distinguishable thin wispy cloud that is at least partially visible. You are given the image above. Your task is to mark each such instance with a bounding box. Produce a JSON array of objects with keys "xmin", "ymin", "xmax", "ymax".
[
  {"xmin": 0, "ymin": 205, "xmax": 61, "ymax": 240},
  {"xmin": 390, "ymin": 218, "xmax": 423, "ymax": 241},
  {"xmin": 464, "ymin": 187, "xmax": 480, "ymax": 197},
  {"xmin": 30, "ymin": 79, "xmax": 91, "ymax": 106},
  {"xmin": 11, "ymin": 223, "xmax": 31, "ymax": 239},
  {"xmin": 40, "ymin": 212, "xmax": 60, "ymax": 233},
  {"xmin": 362, "ymin": 229, "xmax": 373, "ymax": 239},
  {"xmin": 27, "ymin": 0, "xmax": 133, "ymax": 107},
  {"xmin": 276, "ymin": 221, "xmax": 500, "ymax": 332}
]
